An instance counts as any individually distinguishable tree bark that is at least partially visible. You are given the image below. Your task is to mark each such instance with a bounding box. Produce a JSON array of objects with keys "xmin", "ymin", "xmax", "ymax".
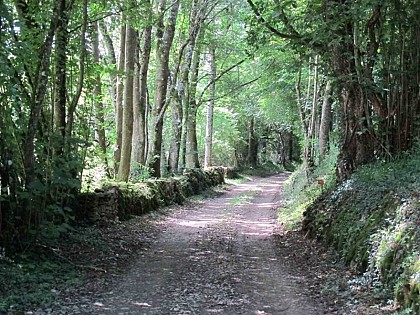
[
  {"xmin": 204, "ymin": 45, "xmax": 216, "ymax": 168},
  {"xmin": 168, "ymin": 94, "xmax": 183, "ymax": 172},
  {"xmin": 318, "ymin": 80, "xmax": 333, "ymax": 159},
  {"xmin": 53, "ymin": 0, "xmax": 67, "ymax": 145},
  {"xmin": 114, "ymin": 16, "xmax": 126, "ymax": 175},
  {"xmin": 176, "ymin": 0, "xmax": 209, "ymax": 171},
  {"xmin": 307, "ymin": 55, "xmax": 319, "ymax": 166},
  {"xmin": 98, "ymin": 19, "xmax": 117, "ymax": 110},
  {"xmin": 132, "ymin": 25, "xmax": 152, "ymax": 166},
  {"xmin": 92, "ymin": 21, "xmax": 109, "ymax": 174},
  {"xmin": 147, "ymin": 0, "xmax": 180, "ymax": 177},
  {"xmin": 117, "ymin": 24, "xmax": 137, "ymax": 181},
  {"xmin": 185, "ymin": 33, "xmax": 202, "ymax": 169},
  {"xmin": 65, "ymin": 0, "xmax": 87, "ymax": 141},
  {"xmin": 22, "ymin": 1, "xmax": 60, "ymax": 185}
]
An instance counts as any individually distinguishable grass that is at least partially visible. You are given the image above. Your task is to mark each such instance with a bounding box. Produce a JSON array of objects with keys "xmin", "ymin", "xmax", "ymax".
[
  {"xmin": 278, "ymin": 144, "xmax": 339, "ymax": 231},
  {"xmin": 229, "ymin": 190, "xmax": 256, "ymax": 205}
]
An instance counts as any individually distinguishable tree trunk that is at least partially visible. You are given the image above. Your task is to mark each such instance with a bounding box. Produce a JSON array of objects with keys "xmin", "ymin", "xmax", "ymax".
[
  {"xmin": 168, "ymin": 94, "xmax": 183, "ymax": 172},
  {"xmin": 92, "ymin": 21, "xmax": 109, "ymax": 174},
  {"xmin": 23, "ymin": 2, "xmax": 60, "ymax": 185},
  {"xmin": 204, "ymin": 45, "xmax": 216, "ymax": 168},
  {"xmin": 114, "ymin": 17, "xmax": 126, "ymax": 175},
  {"xmin": 307, "ymin": 55, "xmax": 319, "ymax": 166},
  {"xmin": 65, "ymin": 0, "xmax": 87, "ymax": 141},
  {"xmin": 185, "ymin": 34, "xmax": 202, "ymax": 169},
  {"xmin": 99, "ymin": 19, "xmax": 117, "ymax": 110},
  {"xmin": 336, "ymin": 82, "xmax": 374, "ymax": 180},
  {"xmin": 132, "ymin": 25, "xmax": 152, "ymax": 166},
  {"xmin": 318, "ymin": 80, "xmax": 333, "ymax": 159},
  {"xmin": 53, "ymin": 0, "xmax": 67, "ymax": 145},
  {"xmin": 185, "ymin": 105, "xmax": 200, "ymax": 169},
  {"xmin": 117, "ymin": 24, "xmax": 137, "ymax": 181},
  {"xmin": 176, "ymin": 0, "xmax": 208, "ymax": 171},
  {"xmin": 147, "ymin": 0, "xmax": 180, "ymax": 177}
]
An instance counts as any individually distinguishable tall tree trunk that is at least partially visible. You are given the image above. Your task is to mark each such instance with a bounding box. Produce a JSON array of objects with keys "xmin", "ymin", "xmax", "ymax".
[
  {"xmin": 114, "ymin": 16, "xmax": 126, "ymax": 175},
  {"xmin": 336, "ymin": 82, "xmax": 374, "ymax": 180},
  {"xmin": 147, "ymin": 0, "xmax": 180, "ymax": 177},
  {"xmin": 204, "ymin": 45, "xmax": 216, "ymax": 168},
  {"xmin": 307, "ymin": 55, "xmax": 319, "ymax": 166},
  {"xmin": 185, "ymin": 35, "xmax": 202, "ymax": 169},
  {"xmin": 168, "ymin": 94, "xmax": 183, "ymax": 172},
  {"xmin": 98, "ymin": 19, "xmax": 117, "ymax": 110},
  {"xmin": 92, "ymin": 21, "xmax": 109, "ymax": 174},
  {"xmin": 23, "ymin": 2, "xmax": 60, "ymax": 185},
  {"xmin": 132, "ymin": 25, "xmax": 152, "ymax": 166},
  {"xmin": 65, "ymin": 0, "xmax": 87, "ymax": 141},
  {"xmin": 318, "ymin": 80, "xmax": 333, "ymax": 159},
  {"xmin": 117, "ymin": 24, "xmax": 137, "ymax": 181},
  {"xmin": 53, "ymin": 0, "xmax": 67, "ymax": 146},
  {"xmin": 175, "ymin": 0, "xmax": 209, "ymax": 172}
]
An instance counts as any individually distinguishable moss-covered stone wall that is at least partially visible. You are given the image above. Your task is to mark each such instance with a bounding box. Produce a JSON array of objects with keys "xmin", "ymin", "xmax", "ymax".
[{"xmin": 75, "ymin": 167, "xmax": 225, "ymax": 224}]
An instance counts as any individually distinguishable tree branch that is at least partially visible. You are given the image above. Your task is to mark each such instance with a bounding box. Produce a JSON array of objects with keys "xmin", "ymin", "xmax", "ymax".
[
  {"xmin": 197, "ymin": 58, "xmax": 246, "ymax": 105},
  {"xmin": 246, "ymin": 0, "xmax": 301, "ymax": 40},
  {"xmin": 199, "ymin": 76, "xmax": 261, "ymax": 105}
]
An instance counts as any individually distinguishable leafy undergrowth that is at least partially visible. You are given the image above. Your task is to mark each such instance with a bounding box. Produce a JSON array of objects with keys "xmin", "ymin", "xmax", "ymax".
[
  {"xmin": 278, "ymin": 144, "xmax": 339, "ymax": 230},
  {"xmin": 300, "ymin": 148, "xmax": 420, "ymax": 313},
  {"xmin": 0, "ymin": 251, "xmax": 82, "ymax": 313},
  {"xmin": 0, "ymin": 208, "xmax": 168, "ymax": 314}
]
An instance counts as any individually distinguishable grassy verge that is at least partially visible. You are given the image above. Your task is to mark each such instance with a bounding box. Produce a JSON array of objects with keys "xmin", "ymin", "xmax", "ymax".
[{"xmin": 278, "ymin": 144, "xmax": 339, "ymax": 230}]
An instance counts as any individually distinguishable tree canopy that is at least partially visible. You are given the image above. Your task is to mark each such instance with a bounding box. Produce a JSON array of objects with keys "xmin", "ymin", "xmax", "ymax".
[{"xmin": 1, "ymin": 0, "xmax": 419, "ymax": 251}]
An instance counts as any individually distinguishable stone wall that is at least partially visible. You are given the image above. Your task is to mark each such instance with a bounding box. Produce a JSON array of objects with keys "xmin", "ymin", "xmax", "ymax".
[{"xmin": 75, "ymin": 167, "xmax": 225, "ymax": 224}]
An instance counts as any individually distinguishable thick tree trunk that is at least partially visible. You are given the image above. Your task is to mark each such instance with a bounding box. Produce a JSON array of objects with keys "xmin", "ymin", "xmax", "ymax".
[
  {"xmin": 204, "ymin": 46, "xmax": 216, "ymax": 168},
  {"xmin": 147, "ymin": 0, "xmax": 180, "ymax": 177},
  {"xmin": 336, "ymin": 82, "xmax": 374, "ymax": 180},
  {"xmin": 132, "ymin": 26, "xmax": 152, "ymax": 166},
  {"xmin": 326, "ymin": 1, "xmax": 375, "ymax": 181},
  {"xmin": 185, "ymin": 105, "xmax": 200, "ymax": 169},
  {"xmin": 114, "ymin": 17, "xmax": 126, "ymax": 175},
  {"xmin": 117, "ymin": 24, "xmax": 137, "ymax": 181},
  {"xmin": 168, "ymin": 95, "xmax": 183, "ymax": 172},
  {"xmin": 185, "ymin": 35, "xmax": 201, "ymax": 169}
]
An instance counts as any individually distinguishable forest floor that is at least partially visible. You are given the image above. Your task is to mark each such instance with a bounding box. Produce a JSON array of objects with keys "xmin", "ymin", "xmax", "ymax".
[{"xmin": 23, "ymin": 173, "xmax": 398, "ymax": 315}]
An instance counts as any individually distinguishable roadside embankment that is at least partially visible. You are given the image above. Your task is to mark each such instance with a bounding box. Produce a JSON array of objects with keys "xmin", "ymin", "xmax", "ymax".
[{"xmin": 302, "ymin": 155, "xmax": 420, "ymax": 312}]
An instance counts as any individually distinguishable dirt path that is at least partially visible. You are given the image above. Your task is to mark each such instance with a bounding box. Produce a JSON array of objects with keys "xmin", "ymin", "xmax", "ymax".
[{"xmin": 36, "ymin": 174, "xmax": 353, "ymax": 315}]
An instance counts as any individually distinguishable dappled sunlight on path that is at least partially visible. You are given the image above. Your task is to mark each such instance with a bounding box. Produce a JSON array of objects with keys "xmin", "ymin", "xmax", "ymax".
[{"xmin": 38, "ymin": 173, "xmax": 329, "ymax": 315}]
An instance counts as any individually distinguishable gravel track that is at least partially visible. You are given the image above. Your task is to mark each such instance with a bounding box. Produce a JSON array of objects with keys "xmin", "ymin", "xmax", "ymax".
[{"xmin": 31, "ymin": 174, "xmax": 352, "ymax": 315}]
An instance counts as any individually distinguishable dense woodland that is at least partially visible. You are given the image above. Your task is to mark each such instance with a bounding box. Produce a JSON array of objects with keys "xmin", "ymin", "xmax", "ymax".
[{"xmin": 0, "ymin": 0, "xmax": 419, "ymax": 254}]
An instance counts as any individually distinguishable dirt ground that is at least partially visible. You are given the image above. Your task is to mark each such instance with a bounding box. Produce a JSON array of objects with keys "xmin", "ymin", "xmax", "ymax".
[{"xmin": 28, "ymin": 173, "xmax": 394, "ymax": 315}]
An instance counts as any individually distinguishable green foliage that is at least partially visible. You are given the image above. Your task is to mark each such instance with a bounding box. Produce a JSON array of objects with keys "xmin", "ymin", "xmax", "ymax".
[
  {"xmin": 129, "ymin": 163, "xmax": 152, "ymax": 183},
  {"xmin": 197, "ymin": 106, "xmax": 244, "ymax": 167},
  {"xmin": 0, "ymin": 250, "xmax": 83, "ymax": 312},
  {"xmin": 302, "ymin": 146, "xmax": 420, "ymax": 312},
  {"xmin": 279, "ymin": 143, "xmax": 338, "ymax": 230}
]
